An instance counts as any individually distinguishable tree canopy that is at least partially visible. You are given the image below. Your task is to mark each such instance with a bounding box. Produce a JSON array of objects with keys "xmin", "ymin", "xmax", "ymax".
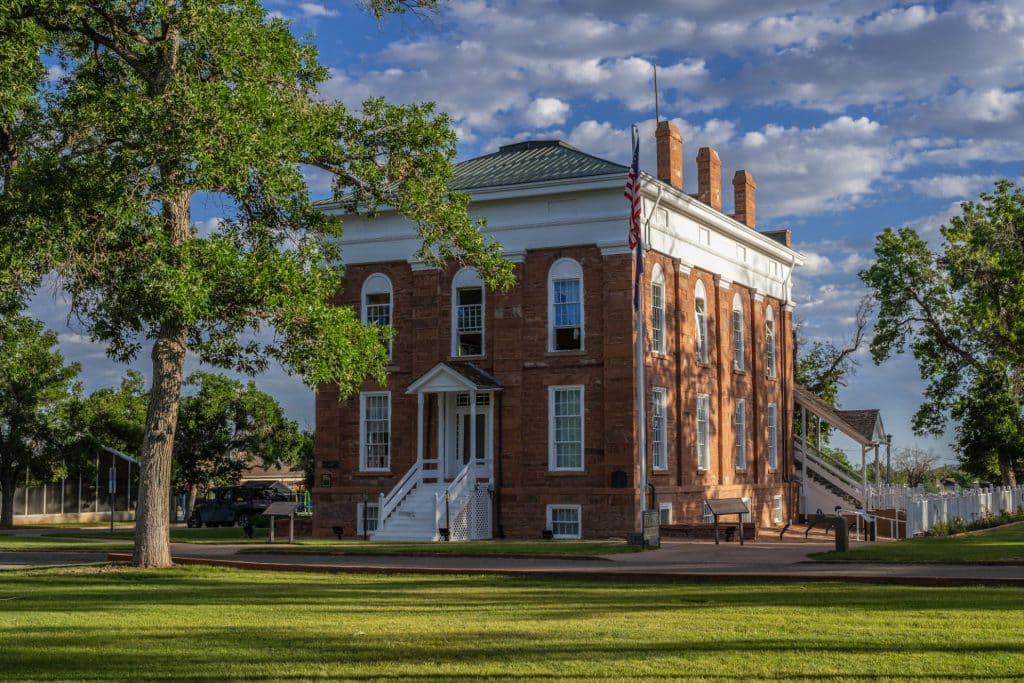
[
  {"xmin": 862, "ymin": 179, "xmax": 1024, "ymax": 486},
  {"xmin": 1, "ymin": 0, "xmax": 513, "ymax": 565},
  {"xmin": 0, "ymin": 314, "xmax": 81, "ymax": 527}
]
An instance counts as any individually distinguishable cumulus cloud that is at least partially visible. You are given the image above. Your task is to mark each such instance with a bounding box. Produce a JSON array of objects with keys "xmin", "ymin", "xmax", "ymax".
[
  {"xmin": 298, "ymin": 2, "xmax": 337, "ymax": 17},
  {"xmin": 908, "ymin": 174, "xmax": 1003, "ymax": 199},
  {"xmin": 522, "ymin": 97, "xmax": 570, "ymax": 128}
]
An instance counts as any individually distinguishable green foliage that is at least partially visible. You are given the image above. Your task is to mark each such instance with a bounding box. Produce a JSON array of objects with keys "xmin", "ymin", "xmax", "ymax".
[
  {"xmin": 173, "ymin": 371, "xmax": 308, "ymax": 488},
  {"xmin": 862, "ymin": 180, "xmax": 1024, "ymax": 486},
  {"xmin": 0, "ymin": 313, "xmax": 81, "ymax": 525},
  {"xmin": 68, "ymin": 371, "xmax": 148, "ymax": 460}
]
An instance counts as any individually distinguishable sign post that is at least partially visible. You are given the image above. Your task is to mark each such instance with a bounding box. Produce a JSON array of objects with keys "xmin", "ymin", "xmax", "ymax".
[{"xmin": 108, "ymin": 464, "xmax": 117, "ymax": 533}]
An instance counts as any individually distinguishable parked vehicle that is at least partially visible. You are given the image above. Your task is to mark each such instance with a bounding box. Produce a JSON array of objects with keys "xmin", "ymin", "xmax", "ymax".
[{"xmin": 187, "ymin": 484, "xmax": 293, "ymax": 528}]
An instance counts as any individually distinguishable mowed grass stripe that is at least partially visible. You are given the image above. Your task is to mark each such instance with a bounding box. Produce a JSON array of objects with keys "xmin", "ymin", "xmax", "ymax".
[{"xmin": 0, "ymin": 565, "xmax": 1021, "ymax": 681}]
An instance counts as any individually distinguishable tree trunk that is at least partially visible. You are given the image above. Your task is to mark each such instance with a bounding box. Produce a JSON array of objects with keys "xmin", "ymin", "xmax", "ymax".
[
  {"xmin": 132, "ymin": 325, "xmax": 187, "ymax": 568},
  {"xmin": 0, "ymin": 468, "xmax": 16, "ymax": 529},
  {"xmin": 132, "ymin": 189, "xmax": 191, "ymax": 568},
  {"xmin": 186, "ymin": 485, "xmax": 198, "ymax": 517},
  {"xmin": 998, "ymin": 454, "xmax": 1018, "ymax": 488}
]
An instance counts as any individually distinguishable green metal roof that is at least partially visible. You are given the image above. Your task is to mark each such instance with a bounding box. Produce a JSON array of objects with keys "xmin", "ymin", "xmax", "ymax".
[{"xmin": 450, "ymin": 140, "xmax": 627, "ymax": 191}]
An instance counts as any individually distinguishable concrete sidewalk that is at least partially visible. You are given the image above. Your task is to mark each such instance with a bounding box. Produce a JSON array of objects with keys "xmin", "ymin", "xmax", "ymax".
[{"xmin": 98, "ymin": 537, "xmax": 1024, "ymax": 586}]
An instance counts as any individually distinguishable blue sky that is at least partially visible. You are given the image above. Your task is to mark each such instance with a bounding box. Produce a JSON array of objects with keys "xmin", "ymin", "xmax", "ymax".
[{"xmin": 31, "ymin": 1, "xmax": 1024, "ymax": 464}]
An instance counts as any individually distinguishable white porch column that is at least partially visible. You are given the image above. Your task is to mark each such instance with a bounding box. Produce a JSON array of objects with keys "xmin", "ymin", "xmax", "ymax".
[
  {"xmin": 861, "ymin": 445, "xmax": 868, "ymax": 510},
  {"xmin": 417, "ymin": 392, "xmax": 425, "ymax": 464},
  {"xmin": 470, "ymin": 389, "xmax": 477, "ymax": 464}
]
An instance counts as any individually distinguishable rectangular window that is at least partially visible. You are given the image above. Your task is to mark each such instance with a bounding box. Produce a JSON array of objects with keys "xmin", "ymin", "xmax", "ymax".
[
  {"xmin": 549, "ymin": 386, "xmax": 584, "ymax": 471},
  {"xmin": 553, "ymin": 279, "xmax": 582, "ymax": 350},
  {"xmin": 734, "ymin": 399, "xmax": 747, "ymax": 470},
  {"xmin": 365, "ymin": 292, "xmax": 392, "ymax": 359},
  {"xmin": 356, "ymin": 502, "xmax": 379, "ymax": 534},
  {"xmin": 652, "ymin": 388, "xmax": 667, "ymax": 471},
  {"xmin": 360, "ymin": 392, "xmax": 391, "ymax": 471},
  {"xmin": 696, "ymin": 298, "xmax": 709, "ymax": 364},
  {"xmin": 455, "ymin": 286, "xmax": 484, "ymax": 356},
  {"xmin": 702, "ymin": 501, "xmax": 714, "ymax": 524},
  {"xmin": 732, "ymin": 309, "xmax": 745, "ymax": 370},
  {"xmin": 766, "ymin": 318, "xmax": 777, "ymax": 377},
  {"xmin": 767, "ymin": 404, "xmax": 778, "ymax": 470},
  {"xmin": 547, "ymin": 505, "xmax": 581, "ymax": 539},
  {"xmin": 696, "ymin": 394, "xmax": 710, "ymax": 471},
  {"xmin": 659, "ymin": 502, "xmax": 673, "ymax": 525},
  {"xmin": 741, "ymin": 496, "xmax": 752, "ymax": 524},
  {"xmin": 772, "ymin": 495, "xmax": 783, "ymax": 524},
  {"xmin": 651, "ymin": 282, "xmax": 665, "ymax": 353}
]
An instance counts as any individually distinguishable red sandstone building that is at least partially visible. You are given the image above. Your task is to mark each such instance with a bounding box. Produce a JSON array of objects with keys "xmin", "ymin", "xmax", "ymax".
[{"xmin": 314, "ymin": 122, "xmax": 804, "ymax": 540}]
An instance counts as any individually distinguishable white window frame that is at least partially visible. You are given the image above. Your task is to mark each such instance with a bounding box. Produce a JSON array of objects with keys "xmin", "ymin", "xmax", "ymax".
[
  {"xmin": 696, "ymin": 394, "xmax": 710, "ymax": 472},
  {"xmin": 767, "ymin": 403, "xmax": 778, "ymax": 471},
  {"xmin": 548, "ymin": 385, "xmax": 585, "ymax": 472},
  {"xmin": 356, "ymin": 502, "xmax": 380, "ymax": 534},
  {"xmin": 361, "ymin": 273, "xmax": 394, "ymax": 360},
  {"xmin": 772, "ymin": 495, "xmax": 783, "ymax": 524},
  {"xmin": 659, "ymin": 501, "xmax": 673, "ymax": 525},
  {"xmin": 734, "ymin": 398, "xmax": 747, "ymax": 470},
  {"xmin": 359, "ymin": 391, "xmax": 391, "ymax": 472},
  {"xmin": 766, "ymin": 306, "xmax": 776, "ymax": 378},
  {"xmin": 695, "ymin": 280, "xmax": 709, "ymax": 364},
  {"xmin": 548, "ymin": 258, "xmax": 584, "ymax": 352},
  {"xmin": 651, "ymin": 264, "xmax": 666, "ymax": 354},
  {"xmin": 741, "ymin": 496, "xmax": 752, "ymax": 523},
  {"xmin": 651, "ymin": 387, "xmax": 668, "ymax": 471},
  {"xmin": 702, "ymin": 501, "xmax": 714, "ymax": 523},
  {"xmin": 451, "ymin": 267, "xmax": 486, "ymax": 358},
  {"xmin": 732, "ymin": 293, "xmax": 745, "ymax": 371},
  {"xmin": 546, "ymin": 504, "xmax": 582, "ymax": 539}
]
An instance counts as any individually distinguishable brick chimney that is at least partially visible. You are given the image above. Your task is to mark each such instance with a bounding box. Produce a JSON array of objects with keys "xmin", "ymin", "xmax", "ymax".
[
  {"xmin": 696, "ymin": 147, "xmax": 722, "ymax": 210},
  {"xmin": 655, "ymin": 120, "xmax": 683, "ymax": 191},
  {"xmin": 733, "ymin": 170, "xmax": 756, "ymax": 228}
]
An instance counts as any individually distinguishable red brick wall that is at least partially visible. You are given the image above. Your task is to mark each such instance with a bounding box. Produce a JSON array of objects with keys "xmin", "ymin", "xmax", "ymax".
[{"xmin": 313, "ymin": 244, "xmax": 796, "ymax": 538}]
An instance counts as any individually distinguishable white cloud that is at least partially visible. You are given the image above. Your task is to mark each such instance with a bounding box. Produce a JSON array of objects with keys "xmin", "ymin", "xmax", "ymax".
[
  {"xmin": 298, "ymin": 2, "xmax": 337, "ymax": 17},
  {"xmin": 944, "ymin": 88, "xmax": 1024, "ymax": 124},
  {"xmin": 522, "ymin": 97, "xmax": 570, "ymax": 128},
  {"xmin": 908, "ymin": 173, "xmax": 1002, "ymax": 199},
  {"xmin": 46, "ymin": 64, "xmax": 65, "ymax": 82}
]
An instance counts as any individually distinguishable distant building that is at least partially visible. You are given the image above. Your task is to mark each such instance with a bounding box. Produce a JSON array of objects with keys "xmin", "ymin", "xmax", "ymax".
[{"xmin": 314, "ymin": 123, "xmax": 804, "ymax": 540}]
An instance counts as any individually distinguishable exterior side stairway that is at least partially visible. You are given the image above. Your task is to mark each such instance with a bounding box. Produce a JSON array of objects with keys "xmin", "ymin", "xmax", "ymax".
[
  {"xmin": 371, "ymin": 482, "xmax": 447, "ymax": 541},
  {"xmin": 794, "ymin": 441, "xmax": 865, "ymax": 514}
]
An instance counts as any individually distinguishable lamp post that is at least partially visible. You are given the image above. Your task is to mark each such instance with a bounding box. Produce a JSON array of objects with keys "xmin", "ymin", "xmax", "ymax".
[{"xmin": 885, "ymin": 434, "xmax": 893, "ymax": 485}]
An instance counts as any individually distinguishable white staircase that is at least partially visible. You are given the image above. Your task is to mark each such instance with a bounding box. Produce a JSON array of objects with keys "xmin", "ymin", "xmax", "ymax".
[
  {"xmin": 372, "ymin": 482, "xmax": 447, "ymax": 541},
  {"xmin": 794, "ymin": 441, "xmax": 867, "ymax": 515}
]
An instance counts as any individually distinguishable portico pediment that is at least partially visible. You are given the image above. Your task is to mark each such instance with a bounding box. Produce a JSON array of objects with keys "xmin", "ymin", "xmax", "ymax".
[{"xmin": 406, "ymin": 362, "xmax": 502, "ymax": 395}]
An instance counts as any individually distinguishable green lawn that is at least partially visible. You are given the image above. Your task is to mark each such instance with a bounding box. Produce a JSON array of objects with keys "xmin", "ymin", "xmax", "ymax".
[
  {"xmin": 812, "ymin": 521, "xmax": 1024, "ymax": 563},
  {"xmin": 0, "ymin": 534, "xmax": 130, "ymax": 553},
  {"xmin": 49, "ymin": 527, "xmax": 270, "ymax": 545},
  {"xmin": 0, "ymin": 565, "xmax": 1020, "ymax": 681}
]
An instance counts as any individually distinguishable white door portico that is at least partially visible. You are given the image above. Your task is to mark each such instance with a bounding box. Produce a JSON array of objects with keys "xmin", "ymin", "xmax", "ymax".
[{"xmin": 405, "ymin": 362, "xmax": 501, "ymax": 483}]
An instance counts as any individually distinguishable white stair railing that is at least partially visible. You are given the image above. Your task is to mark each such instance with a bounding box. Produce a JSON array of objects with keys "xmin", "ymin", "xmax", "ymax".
[
  {"xmin": 378, "ymin": 460, "xmax": 423, "ymax": 531},
  {"xmin": 434, "ymin": 460, "xmax": 492, "ymax": 541},
  {"xmin": 795, "ymin": 442, "xmax": 864, "ymax": 507}
]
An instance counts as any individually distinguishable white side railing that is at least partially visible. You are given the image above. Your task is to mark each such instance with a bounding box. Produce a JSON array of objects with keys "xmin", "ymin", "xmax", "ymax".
[
  {"xmin": 434, "ymin": 460, "xmax": 492, "ymax": 541},
  {"xmin": 378, "ymin": 460, "xmax": 423, "ymax": 530},
  {"xmin": 794, "ymin": 441, "xmax": 864, "ymax": 507}
]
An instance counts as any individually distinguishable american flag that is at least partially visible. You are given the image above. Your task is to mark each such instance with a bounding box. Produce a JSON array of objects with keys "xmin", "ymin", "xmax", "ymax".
[{"xmin": 625, "ymin": 125, "xmax": 643, "ymax": 310}]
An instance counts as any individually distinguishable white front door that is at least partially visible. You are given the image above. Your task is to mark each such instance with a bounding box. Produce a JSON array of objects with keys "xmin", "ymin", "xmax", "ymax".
[{"xmin": 444, "ymin": 393, "xmax": 492, "ymax": 480}]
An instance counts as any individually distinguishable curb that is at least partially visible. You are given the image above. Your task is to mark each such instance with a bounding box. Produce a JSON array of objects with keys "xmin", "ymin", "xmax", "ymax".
[{"xmin": 105, "ymin": 553, "xmax": 1024, "ymax": 587}]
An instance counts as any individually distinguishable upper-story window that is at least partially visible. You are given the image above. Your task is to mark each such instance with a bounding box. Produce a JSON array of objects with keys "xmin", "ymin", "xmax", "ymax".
[
  {"xmin": 695, "ymin": 280, "xmax": 709, "ymax": 364},
  {"xmin": 765, "ymin": 305, "xmax": 777, "ymax": 378},
  {"xmin": 361, "ymin": 273, "xmax": 393, "ymax": 360},
  {"xmin": 732, "ymin": 293, "xmax": 745, "ymax": 371},
  {"xmin": 452, "ymin": 267, "xmax": 485, "ymax": 357},
  {"xmin": 549, "ymin": 258, "xmax": 583, "ymax": 351},
  {"xmin": 651, "ymin": 264, "xmax": 665, "ymax": 354}
]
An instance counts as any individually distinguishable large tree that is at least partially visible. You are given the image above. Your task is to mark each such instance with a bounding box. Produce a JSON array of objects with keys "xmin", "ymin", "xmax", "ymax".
[
  {"xmin": 862, "ymin": 180, "xmax": 1024, "ymax": 486},
  {"xmin": 5, "ymin": 1, "xmax": 513, "ymax": 566},
  {"xmin": 0, "ymin": 314, "xmax": 81, "ymax": 527},
  {"xmin": 174, "ymin": 371, "xmax": 308, "ymax": 515}
]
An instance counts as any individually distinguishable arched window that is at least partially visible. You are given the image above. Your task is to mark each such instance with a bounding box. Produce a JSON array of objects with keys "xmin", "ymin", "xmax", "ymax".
[
  {"xmin": 732, "ymin": 293, "xmax": 745, "ymax": 371},
  {"xmin": 694, "ymin": 280, "xmax": 709, "ymax": 364},
  {"xmin": 765, "ymin": 305, "xmax": 776, "ymax": 378},
  {"xmin": 361, "ymin": 273, "xmax": 393, "ymax": 359},
  {"xmin": 452, "ymin": 267, "xmax": 485, "ymax": 357},
  {"xmin": 651, "ymin": 264, "xmax": 665, "ymax": 354},
  {"xmin": 548, "ymin": 258, "xmax": 583, "ymax": 351}
]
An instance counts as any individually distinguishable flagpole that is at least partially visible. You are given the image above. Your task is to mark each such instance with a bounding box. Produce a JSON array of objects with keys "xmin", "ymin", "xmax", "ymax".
[{"xmin": 632, "ymin": 124, "xmax": 648, "ymax": 523}]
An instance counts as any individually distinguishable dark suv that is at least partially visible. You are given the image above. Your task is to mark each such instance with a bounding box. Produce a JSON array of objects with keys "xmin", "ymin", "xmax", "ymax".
[{"xmin": 187, "ymin": 485, "xmax": 293, "ymax": 528}]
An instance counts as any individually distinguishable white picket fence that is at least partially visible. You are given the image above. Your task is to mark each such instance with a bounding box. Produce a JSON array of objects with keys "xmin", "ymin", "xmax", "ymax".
[{"xmin": 871, "ymin": 484, "xmax": 1024, "ymax": 536}]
